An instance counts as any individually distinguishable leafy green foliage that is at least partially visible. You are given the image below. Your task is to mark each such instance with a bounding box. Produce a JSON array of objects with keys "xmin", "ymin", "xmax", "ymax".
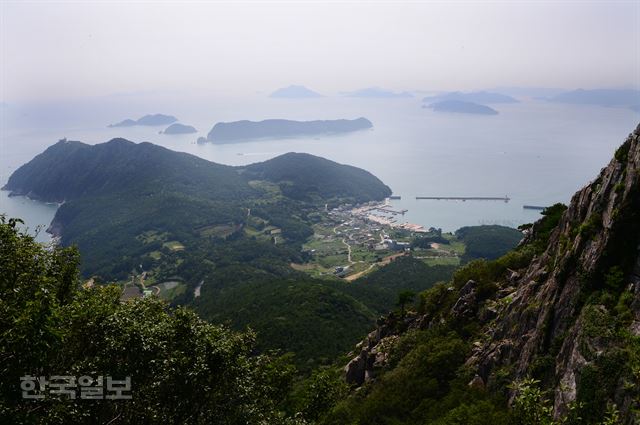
[
  {"xmin": 578, "ymin": 212, "xmax": 602, "ymax": 240},
  {"xmin": 195, "ymin": 277, "xmax": 377, "ymax": 368},
  {"xmin": 0, "ymin": 216, "xmax": 297, "ymax": 424},
  {"xmin": 429, "ymin": 399, "xmax": 510, "ymax": 425},
  {"xmin": 293, "ymin": 369, "xmax": 348, "ymax": 422},
  {"xmin": 344, "ymin": 256, "xmax": 457, "ymax": 314},
  {"xmin": 527, "ymin": 203, "xmax": 568, "ymax": 253},
  {"xmin": 455, "ymin": 225, "xmax": 523, "ymax": 261},
  {"xmin": 510, "ymin": 378, "xmax": 555, "ymax": 425},
  {"xmin": 188, "ymin": 254, "xmax": 457, "ymax": 378},
  {"xmin": 614, "ymin": 140, "xmax": 630, "ymax": 163},
  {"xmin": 397, "ymin": 290, "xmax": 416, "ymax": 317},
  {"xmin": 321, "ymin": 328, "xmax": 509, "ymax": 424},
  {"xmin": 411, "ymin": 234, "xmax": 450, "ymax": 248},
  {"xmin": 605, "ymin": 266, "xmax": 625, "ymax": 291}
]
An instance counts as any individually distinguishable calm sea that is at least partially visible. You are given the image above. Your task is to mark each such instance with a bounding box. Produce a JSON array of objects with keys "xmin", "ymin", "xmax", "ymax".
[{"xmin": 1, "ymin": 94, "xmax": 638, "ymax": 242}]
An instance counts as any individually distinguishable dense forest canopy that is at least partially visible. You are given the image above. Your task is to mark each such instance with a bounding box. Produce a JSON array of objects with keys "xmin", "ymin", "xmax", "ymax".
[{"xmin": 0, "ymin": 217, "xmax": 297, "ymax": 424}]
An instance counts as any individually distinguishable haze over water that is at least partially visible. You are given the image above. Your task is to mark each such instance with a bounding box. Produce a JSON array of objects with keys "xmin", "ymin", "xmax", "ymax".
[
  {"xmin": 2, "ymin": 1, "xmax": 639, "ymax": 240},
  {"xmin": 1, "ymin": 93, "xmax": 637, "ymax": 240}
]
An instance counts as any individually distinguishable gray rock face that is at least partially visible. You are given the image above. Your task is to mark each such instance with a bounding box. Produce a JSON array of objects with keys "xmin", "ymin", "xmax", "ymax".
[
  {"xmin": 345, "ymin": 351, "xmax": 367, "ymax": 386},
  {"xmin": 451, "ymin": 280, "xmax": 478, "ymax": 318},
  {"xmin": 344, "ymin": 314, "xmax": 400, "ymax": 386},
  {"xmin": 468, "ymin": 375, "xmax": 486, "ymax": 391},
  {"xmin": 466, "ymin": 123, "xmax": 640, "ymax": 420}
]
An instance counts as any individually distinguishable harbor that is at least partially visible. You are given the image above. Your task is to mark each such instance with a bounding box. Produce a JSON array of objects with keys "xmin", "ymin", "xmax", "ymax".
[{"xmin": 350, "ymin": 199, "xmax": 427, "ymax": 233}]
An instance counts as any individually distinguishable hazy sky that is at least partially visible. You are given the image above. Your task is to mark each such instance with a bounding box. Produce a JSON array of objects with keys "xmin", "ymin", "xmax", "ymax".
[{"xmin": 1, "ymin": 0, "xmax": 639, "ymax": 101}]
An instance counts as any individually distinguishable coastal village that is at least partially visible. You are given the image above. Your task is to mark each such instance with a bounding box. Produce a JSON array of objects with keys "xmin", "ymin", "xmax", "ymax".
[
  {"xmin": 118, "ymin": 198, "xmax": 465, "ymax": 301},
  {"xmin": 292, "ymin": 198, "xmax": 464, "ymax": 280}
]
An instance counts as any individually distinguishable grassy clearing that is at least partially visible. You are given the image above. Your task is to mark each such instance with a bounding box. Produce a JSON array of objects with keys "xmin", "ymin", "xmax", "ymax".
[
  {"xmin": 248, "ymin": 180, "xmax": 282, "ymax": 196},
  {"xmin": 199, "ymin": 224, "xmax": 237, "ymax": 238},
  {"xmin": 136, "ymin": 230, "xmax": 169, "ymax": 244},
  {"xmin": 159, "ymin": 281, "xmax": 187, "ymax": 300},
  {"xmin": 149, "ymin": 251, "xmax": 162, "ymax": 260},
  {"xmin": 446, "ymin": 240, "xmax": 466, "ymax": 255},
  {"xmin": 420, "ymin": 256, "xmax": 461, "ymax": 267},
  {"xmin": 163, "ymin": 241, "xmax": 185, "ymax": 252}
]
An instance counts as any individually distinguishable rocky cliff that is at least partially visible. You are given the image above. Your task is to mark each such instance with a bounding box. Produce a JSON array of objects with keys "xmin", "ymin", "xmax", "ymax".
[
  {"xmin": 468, "ymin": 123, "xmax": 640, "ymax": 419},
  {"xmin": 344, "ymin": 123, "xmax": 640, "ymax": 422}
]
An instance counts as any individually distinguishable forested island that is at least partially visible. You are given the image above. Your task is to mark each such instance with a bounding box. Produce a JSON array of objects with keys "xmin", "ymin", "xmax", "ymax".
[
  {"xmin": 108, "ymin": 114, "xmax": 178, "ymax": 127},
  {"xmin": 422, "ymin": 90, "xmax": 518, "ymax": 104},
  {"xmin": 161, "ymin": 123, "xmax": 197, "ymax": 134},
  {"xmin": 427, "ymin": 100, "xmax": 499, "ymax": 115},
  {"xmin": 206, "ymin": 117, "xmax": 373, "ymax": 143}
]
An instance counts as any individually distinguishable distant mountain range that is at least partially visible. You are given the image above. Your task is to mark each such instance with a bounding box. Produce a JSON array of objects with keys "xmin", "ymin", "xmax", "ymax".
[
  {"xmin": 488, "ymin": 86, "xmax": 565, "ymax": 98},
  {"xmin": 341, "ymin": 87, "xmax": 413, "ymax": 98},
  {"xmin": 547, "ymin": 88, "xmax": 640, "ymax": 110},
  {"xmin": 426, "ymin": 100, "xmax": 499, "ymax": 115},
  {"xmin": 109, "ymin": 114, "xmax": 178, "ymax": 127},
  {"xmin": 269, "ymin": 85, "xmax": 323, "ymax": 98},
  {"xmin": 422, "ymin": 91, "xmax": 518, "ymax": 104},
  {"xmin": 206, "ymin": 117, "xmax": 373, "ymax": 143}
]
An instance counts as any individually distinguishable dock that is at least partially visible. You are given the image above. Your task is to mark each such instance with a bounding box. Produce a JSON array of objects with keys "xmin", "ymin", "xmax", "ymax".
[
  {"xmin": 376, "ymin": 207, "xmax": 408, "ymax": 215},
  {"xmin": 416, "ymin": 196, "xmax": 510, "ymax": 202}
]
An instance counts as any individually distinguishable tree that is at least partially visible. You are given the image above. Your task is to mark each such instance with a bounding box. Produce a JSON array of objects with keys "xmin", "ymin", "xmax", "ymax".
[
  {"xmin": 0, "ymin": 216, "xmax": 297, "ymax": 424},
  {"xmin": 397, "ymin": 290, "xmax": 416, "ymax": 317}
]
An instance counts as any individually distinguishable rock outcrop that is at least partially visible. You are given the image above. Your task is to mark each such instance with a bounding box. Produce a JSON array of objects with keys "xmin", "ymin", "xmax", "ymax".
[
  {"xmin": 465, "ymin": 124, "xmax": 640, "ymax": 417},
  {"xmin": 344, "ymin": 313, "xmax": 404, "ymax": 386},
  {"xmin": 343, "ymin": 123, "xmax": 640, "ymax": 421}
]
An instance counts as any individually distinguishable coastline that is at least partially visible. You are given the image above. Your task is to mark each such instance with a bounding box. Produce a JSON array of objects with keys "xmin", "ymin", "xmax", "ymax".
[{"xmin": 0, "ymin": 188, "xmax": 61, "ymax": 244}]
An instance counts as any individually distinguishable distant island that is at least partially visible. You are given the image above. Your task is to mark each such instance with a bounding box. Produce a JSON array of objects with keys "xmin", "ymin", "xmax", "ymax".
[
  {"xmin": 109, "ymin": 114, "xmax": 178, "ymax": 127},
  {"xmin": 161, "ymin": 123, "xmax": 197, "ymax": 134},
  {"xmin": 269, "ymin": 85, "xmax": 323, "ymax": 98},
  {"xmin": 341, "ymin": 87, "xmax": 413, "ymax": 98},
  {"xmin": 547, "ymin": 88, "xmax": 640, "ymax": 108},
  {"xmin": 422, "ymin": 91, "xmax": 518, "ymax": 104},
  {"xmin": 426, "ymin": 100, "xmax": 499, "ymax": 115},
  {"xmin": 206, "ymin": 117, "xmax": 373, "ymax": 143},
  {"xmin": 488, "ymin": 86, "xmax": 565, "ymax": 99}
]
